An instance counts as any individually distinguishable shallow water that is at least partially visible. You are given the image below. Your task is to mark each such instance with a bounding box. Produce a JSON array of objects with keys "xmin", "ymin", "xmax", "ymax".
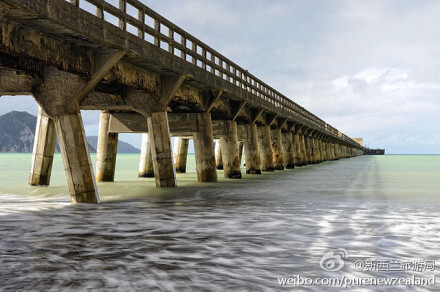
[{"xmin": 1, "ymin": 154, "xmax": 439, "ymax": 291}]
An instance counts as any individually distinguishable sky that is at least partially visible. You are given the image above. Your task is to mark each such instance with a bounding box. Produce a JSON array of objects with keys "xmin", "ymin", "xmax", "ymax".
[{"xmin": 1, "ymin": 0, "xmax": 439, "ymax": 154}]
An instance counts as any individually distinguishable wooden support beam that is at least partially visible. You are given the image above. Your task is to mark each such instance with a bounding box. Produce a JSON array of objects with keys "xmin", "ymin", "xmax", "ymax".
[
  {"xmin": 157, "ymin": 75, "xmax": 186, "ymax": 109},
  {"xmin": 251, "ymin": 108, "xmax": 265, "ymax": 124},
  {"xmin": 278, "ymin": 118, "xmax": 288, "ymax": 129},
  {"xmin": 73, "ymin": 50, "xmax": 125, "ymax": 105},
  {"xmin": 265, "ymin": 113, "xmax": 278, "ymax": 126},
  {"xmin": 232, "ymin": 101, "xmax": 247, "ymax": 121},
  {"xmin": 205, "ymin": 89, "xmax": 223, "ymax": 112}
]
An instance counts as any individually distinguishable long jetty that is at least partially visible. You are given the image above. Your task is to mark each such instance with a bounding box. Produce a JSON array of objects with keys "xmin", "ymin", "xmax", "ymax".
[{"xmin": 0, "ymin": 0, "xmax": 363, "ymax": 203}]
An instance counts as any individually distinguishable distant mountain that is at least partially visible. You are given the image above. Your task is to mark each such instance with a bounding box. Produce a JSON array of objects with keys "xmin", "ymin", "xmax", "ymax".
[
  {"xmin": 0, "ymin": 111, "xmax": 139, "ymax": 153},
  {"xmin": 0, "ymin": 111, "xmax": 37, "ymax": 152},
  {"xmin": 87, "ymin": 136, "xmax": 140, "ymax": 153}
]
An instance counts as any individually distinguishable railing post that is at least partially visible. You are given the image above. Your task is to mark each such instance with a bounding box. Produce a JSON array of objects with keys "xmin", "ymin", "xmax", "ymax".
[
  {"xmin": 210, "ymin": 53, "xmax": 215, "ymax": 74},
  {"xmin": 118, "ymin": 0, "xmax": 127, "ymax": 31},
  {"xmin": 181, "ymin": 36, "xmax": 186, "ymax": 59},
  {"xmin": 202, "ymin": 48, "xmax": 206, "ymax": 70},
  {"xmin": 70, "ymin": 0, "xmax": 79, "ymax": 7},
  {"xmin": 168, "ymin": 28, "xmax": 174, "ymax": 54},
  {"xmin": 138, "ymin": 9, "xmax": 145, "ymax": 38},
  {"xmin": 191, "ymin": 41, "xmax": 196, "ymax": 65},
  {"xmin": 154, "ymin": 19, "xmax": 160, "ymax": 46}
]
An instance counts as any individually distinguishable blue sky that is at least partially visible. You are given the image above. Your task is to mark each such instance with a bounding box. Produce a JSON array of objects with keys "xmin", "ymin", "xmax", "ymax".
[{"xmin": 1, "ymin": 0, "xmax": 439, "ymax": 154}]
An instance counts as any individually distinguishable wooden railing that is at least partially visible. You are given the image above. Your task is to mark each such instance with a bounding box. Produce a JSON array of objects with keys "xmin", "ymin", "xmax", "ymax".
[{"xmin": 66, "ymin": 0, "xmax": 357, "ymax": 145}]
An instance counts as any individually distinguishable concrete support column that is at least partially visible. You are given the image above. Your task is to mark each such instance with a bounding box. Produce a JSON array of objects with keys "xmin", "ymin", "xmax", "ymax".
[
  {"xmin": 305, "ymin": 137, "xmax": 313, "ymax": 164},
  {"xmin": 293, "ymin": 134, "xmax": 303, "ymax": 167},
  {"xmin": 29, "ymin": 107, "xmax": 57, "ymax": 186},
  {"xmin": 243, "ymin": 123, "xmax": 261, "ymax": 174},
  {"xmin": 299, "ymin": 134, "xmax": 308, "ymax": 166},
  {"xmin": 314, "ymin": 138, "xmax": 322, "ymax": 163},
  {"xmin": 214, "ymin": 139, "xmax": 223, "ymax": 170},
  {"xmin": 147, "ymin": 111, "xmax": 176, "ymax": 187},
  {"xmin": 95, "ymin": 111, "xmax": 118, "ymax": 182},
  {"xmin": 138, "ymin": 133, "xmax": 154, "ymax": 177},
  {"xmin": 282, "ymin": 132, "xmax": 295, "ymax": 169},
  {"xmin": 173, "ymin": 137, "xmax": 189, "ymax": 173},
  {"xmin": 271, "ymin": 128, "xmax": 284, "ymax": 170},
  {"xmin": 320, "ymin": 140, "xmax": 327, "ymax": 162},
  {"xmin": 257, "ymin": 125, "xmax": 274, "ymax": 172},
  {"xmin": 238, "ymin": 141, "xmax": 244, "ymax": 167},
  {"xmin": 55, "ymin": 112, "xmax": 100, "ymax": 203},
  {"xmin": 220, "ymin": 120, "xmax": 242, "ymax": 178},
  {"xmin": 193, "ymin": 112, "xmax": 217, "ymax": 182}
]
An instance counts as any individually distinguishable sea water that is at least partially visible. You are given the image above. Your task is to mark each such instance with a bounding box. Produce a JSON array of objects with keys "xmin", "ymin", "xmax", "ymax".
[{"xmin": 0, "ymin": 154, "xmax": 439, "ymax": 291}]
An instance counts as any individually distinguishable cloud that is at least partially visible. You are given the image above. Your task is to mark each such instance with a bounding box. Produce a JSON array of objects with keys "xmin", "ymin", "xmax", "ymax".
[{"xmin": 2, "ymin": 0, "xmax": 439, "ymax": 154}]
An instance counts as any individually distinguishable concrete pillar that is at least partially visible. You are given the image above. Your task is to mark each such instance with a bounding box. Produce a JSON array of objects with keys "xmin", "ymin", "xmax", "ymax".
[
  {"xmin": 173, "ymin": 137, "xmax": 189, "ymax": 173},
  {"xmin": 147, "ymin": 111, "xmax": 176, "ymax": 187},
  {"xmin": 320, "ymin": 140, "xmax": 326, "ymax": 162},
  {"xmin": 314, "ymin": 138, "xmax": 321, "ymax": 163},
  {"xmin": 95, "ymin": 111, "xmax": 118, "ymax": 182},
  {"xmin": 312, "ymin": 137, "xmax": 319, "ymax": 164},
  {"xmin": 299, "ymin": 134, "xmax": 308, "ymax": 166},
  {"xmin": 238, "ymin": 141, "xmax": 244, "ymax": 167},
  {"xmin": 293, "ymin": 134, "xmax": 303, "ymax": 167},
  {"xmin": 193, "ymin": 112, "xmax": 217, "ymax": 182},
  {"xmin": 282, "ymin": 132, "xmax": 295, "ymax": 169},
  {"xmin": 214, "ymin": 139, "xmax": 223, "ymax": 169},
  {"xmin": 55, "ymin": 112, "xmax": 100, "ymax": 203},
  {"xmin": 220, "ymin": 121, "xmax": 242, "ymax": 178},
  {"xmin": 257, "ymin": 125, "xmax": 274, "ymax": 172},
  {"xmin": 243, "ymin": 123, "xmax": 261, "ymax": 174},
  {"xmin": 138, "ymin": 133, "xmax": 154, "ymax": 177},
  {"xmin": 271, "ymin": 128, "xmax": 284, "ymax": 170},
  {"xmin": 304, "ymin": 136, "xmax": 313, "ymax": 164},
  {"xmin": 29, "ymin": 107, "xmax": 57, "ymax": 186}
]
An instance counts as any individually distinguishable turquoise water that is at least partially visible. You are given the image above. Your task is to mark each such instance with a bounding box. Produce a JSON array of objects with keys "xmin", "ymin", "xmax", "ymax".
[{"xmin": 1, "ymin": 154, "xmax": 439, "ymax": 290}]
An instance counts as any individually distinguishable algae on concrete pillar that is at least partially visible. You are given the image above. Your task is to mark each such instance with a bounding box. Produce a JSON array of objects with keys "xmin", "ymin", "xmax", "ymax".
[
  {"xmin": 271, "ymin": 128, "xmax": 284, "ymax": 170},
  {"xmin": 139, "ymin": 133, "xmax": 154, "ymax": 177},
  {"xmin": 173, "ymin": 137, "xmax": 189, "ymax": 173},
  {"xmin": 193, "ymin": 112, "xmax": 217, "ymax": 182},
  {"xmin": 293, "ymin": 133, "xmax": 303, "ymax": 166},
  {"xmin": 147, "ymin": 111, "xmax": 176, "ymax": 187},
  {"xmin": 220, "ymin": 120, "xmax": 242, "ymax": 178},
  {"xmin": 282, "ymin": 132, "xmax": 295, "ymax": 169},
  {"xmin": 95, "ymin": 111, "xmax": 118, "ymax": 182},
  {"xmin": 304, "ymin": 136, "xmax": 313, "ymax": 164},
  {"xmin": 257, "ymin": 125, "xmax": 274, "ymax": 172},
  {"xmin": 299, "ymin": 134, "xmax": 308, "ymax": 166},
  {"xmin": 214, "ymin": 139, "xmax": 223, "ymax": 170},
  {"xmin": 55, "ymin": 112, "xmax": 100, "ymax": 203},
  {"xmin": 29, "ymin": 106, "xmax": 57, "ymax": 186},
  {"xmin": 243, "ymin": 123, "xmax": 261, "ymax": 174}
]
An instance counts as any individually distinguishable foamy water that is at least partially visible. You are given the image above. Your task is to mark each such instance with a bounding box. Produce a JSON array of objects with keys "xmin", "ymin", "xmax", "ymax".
[{"xmin": 1, "ymin": 154, "xmax": 439, "ymax": 291}]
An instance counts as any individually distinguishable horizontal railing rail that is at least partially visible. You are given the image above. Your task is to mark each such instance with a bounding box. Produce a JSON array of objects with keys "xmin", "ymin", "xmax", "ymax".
[{"xmin": 64, "ymin": 0, "xmax": 357, "ymax": 145}]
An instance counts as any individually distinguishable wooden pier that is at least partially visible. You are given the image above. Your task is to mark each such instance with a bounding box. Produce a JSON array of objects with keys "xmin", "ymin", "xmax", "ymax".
[{"xmin": 0, "ymin": 0, "xmax": 363, "ymax": 203}]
